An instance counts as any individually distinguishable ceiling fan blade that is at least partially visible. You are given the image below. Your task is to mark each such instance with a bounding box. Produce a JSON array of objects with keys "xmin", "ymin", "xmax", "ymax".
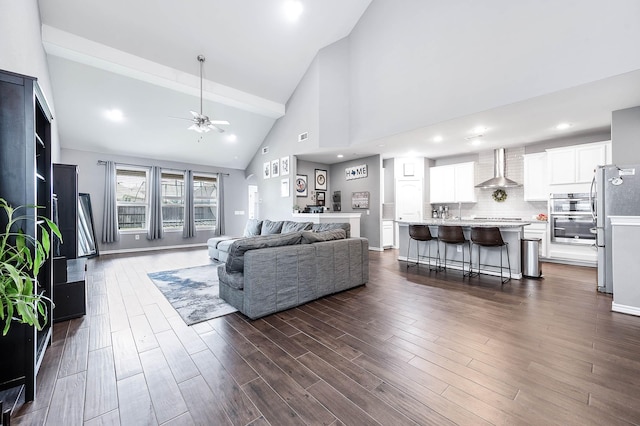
[
  {"xmin": 210, "ymin": 120, "xmax": 230, "ymax": 125},
  {"xmin": 190, "ymin": 110, "xmax": 203, "ymax": 119},
  {"xmin": 169, "ymin": 116, "xmax": 194, "ymax": 122},
  {"xmin": 207, "ymin": 124, "xmax": 225, "ymax": 133}
]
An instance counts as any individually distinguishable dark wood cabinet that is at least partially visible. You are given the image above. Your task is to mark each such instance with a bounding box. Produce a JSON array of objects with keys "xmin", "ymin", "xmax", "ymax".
[
  {"xmin": 0, "ymin": 69, "xmax": 54, "ymax": 402},
  {"xmin": 53, "ymin": 258, "xmax": 87, "ymax": 322},
  {"xmin": 53, "ymin": 164, "xmax": 79, "ymax": 259}
]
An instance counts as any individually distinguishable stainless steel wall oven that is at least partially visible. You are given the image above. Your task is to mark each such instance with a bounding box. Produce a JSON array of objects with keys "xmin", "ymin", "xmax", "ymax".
[{"xmin": 549, "ymin": 193, "xmax": 595, "ymax": 245}]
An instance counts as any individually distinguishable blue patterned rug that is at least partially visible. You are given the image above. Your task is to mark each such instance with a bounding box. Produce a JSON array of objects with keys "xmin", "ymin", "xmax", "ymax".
[{"xmin": 147, "ymin": 263, "xmax": 237, "ymax": 325}]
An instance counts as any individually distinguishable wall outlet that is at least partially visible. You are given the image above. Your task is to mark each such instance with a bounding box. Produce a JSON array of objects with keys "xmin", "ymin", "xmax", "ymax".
[
  {"xmin": 234, "ymin": 210, "xmax": 245, "ymax": 215},
  {"xmin": 457, "ymin": 245, "xmax": 462, "ymax": 252},
  {"xmin": 135, "ymin": 234, "xmax": 140, "ymax": 240}
]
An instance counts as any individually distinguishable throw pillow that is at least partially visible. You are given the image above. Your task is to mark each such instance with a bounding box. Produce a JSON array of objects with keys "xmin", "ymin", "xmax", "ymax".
[
  {"xmin": 243, "ymin": 219, "xmax": 263, "ymax": 237},
  {"xmin": 311, "ymin": 222, "xmax": 351, "ymax": 238},
  {"xmin": 301, "ymin": 229, "xmax": 346, "ymax": 244},
  {"xmin": 226, "ymin": 232, "xmax": 303, "ymax": 273},
  {"xmin": 281, "ymin": 220, "xmax": 313, "ymax": 234},
  {"xmin": 261, "ymin": 219, "xmax": 284, "ymax": 235}
]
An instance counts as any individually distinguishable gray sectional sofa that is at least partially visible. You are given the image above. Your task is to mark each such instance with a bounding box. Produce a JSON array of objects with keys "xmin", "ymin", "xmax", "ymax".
[{"xmin": 216, "ymin": 220, "xmax": 368, "ymax": 319}]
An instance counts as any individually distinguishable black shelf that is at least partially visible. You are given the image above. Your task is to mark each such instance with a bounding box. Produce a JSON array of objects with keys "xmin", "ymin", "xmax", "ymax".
[{"xmin": 0, "ymin": 69, "xmax": 54, "ymax": 403}]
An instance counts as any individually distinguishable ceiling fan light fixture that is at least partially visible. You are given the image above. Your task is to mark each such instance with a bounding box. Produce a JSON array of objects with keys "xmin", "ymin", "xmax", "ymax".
[{"xmin": 182, "ymin": 55, "xmax": 229, "ymax": 134}]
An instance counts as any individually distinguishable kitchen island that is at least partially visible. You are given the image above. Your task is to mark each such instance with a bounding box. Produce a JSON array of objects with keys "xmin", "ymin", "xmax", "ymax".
[{"xmin": 398, "ymin": 219, "xmax": 531, "ymax": 279}]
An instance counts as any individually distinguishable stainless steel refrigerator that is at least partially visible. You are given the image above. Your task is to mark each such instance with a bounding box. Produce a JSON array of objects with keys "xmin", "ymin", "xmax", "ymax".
[{"xmin": 591, "ymin": 164, "xmax": 640, "ymax": 293}]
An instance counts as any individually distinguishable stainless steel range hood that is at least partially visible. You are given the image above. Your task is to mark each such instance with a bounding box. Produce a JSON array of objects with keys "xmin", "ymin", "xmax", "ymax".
[{"xmin": 475, "ymin": 148, "xmax": 521, "ymax": 188}]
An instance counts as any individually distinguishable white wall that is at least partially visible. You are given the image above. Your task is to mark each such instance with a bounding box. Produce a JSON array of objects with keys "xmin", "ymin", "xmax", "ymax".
[
  {"xmin": 61, "ymin": 148, "xmax": 248, "ymax": 253},
  {"xmin": 0, "ymin": 0, "xmax": 60, "ymax": 161},
  {"xmin": 612, "ymin": 106, "xmax": 640, "ymax": 164},
  {"xmin": 348, "ymin": 0, "xmax": 640, "ymax": 145}
]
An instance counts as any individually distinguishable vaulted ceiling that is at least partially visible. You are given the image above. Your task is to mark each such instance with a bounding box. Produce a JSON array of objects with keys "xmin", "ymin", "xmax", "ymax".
[{"xmin": 39, "ymin": 0, "xmax": 640, "ymax": 168}]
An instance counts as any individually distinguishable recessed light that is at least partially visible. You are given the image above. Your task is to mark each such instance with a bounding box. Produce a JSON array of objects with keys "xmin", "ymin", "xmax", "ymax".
[
  {"xmin": 337, "ymin": 154, "xmax": 344, "ymax": 158},
  {"xmin": 556, "ymin": 122, "xmax": 572, "ymax": 130},
  {"xmin": 283, "ymin": 0, "xmax": 303, "ymax": 21},
  {"xmin": 105, "ymin": 109, "xmax": 124, "ymax": 122},
  {"xmin": 433, "ymin": 135, "xmax": 443, "ymax": 143},
  {"xmin": 470, "ymin": 138, "xmax": 483, "ymax": 146},
  {"xmin": 226, "ymin": 134, "xmax": 237, "ymax": 142}
]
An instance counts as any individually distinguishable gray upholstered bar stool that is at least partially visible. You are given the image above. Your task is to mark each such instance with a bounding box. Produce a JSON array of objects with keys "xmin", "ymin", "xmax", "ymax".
[
  {"xmin": 470, "ymin": 226, "xmax": 511, "ymax": 284},
  {"xmin": 438, "ymin": 225, "xmax": 470, "ymax": 276},
  {"xmin": 406, "ymin": 225, "xmax": 440, "ymax": 270}
]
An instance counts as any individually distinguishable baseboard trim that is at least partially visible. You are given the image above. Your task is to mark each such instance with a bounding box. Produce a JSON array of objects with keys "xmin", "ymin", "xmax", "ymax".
[
  {"xmin": 612, "ymin": 302, "xmax": 640, "ymax": 317},
  {"xmin": 101, "ymin": 243, "xmax": 207, "ymax": 255},
  {"xmin": 369, "ymin": 246, "xmax": 384, "ymax": 252}
]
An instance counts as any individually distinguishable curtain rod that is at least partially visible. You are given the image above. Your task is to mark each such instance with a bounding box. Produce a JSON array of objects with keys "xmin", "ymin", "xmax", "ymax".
[{"xmin": 96, "ymin": 160, "xmax": 230, "ymax": 176}]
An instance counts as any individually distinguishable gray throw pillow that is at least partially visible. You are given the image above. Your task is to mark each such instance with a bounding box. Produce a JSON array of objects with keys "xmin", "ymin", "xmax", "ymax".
[
  {"xmin": 226, "ymin": 232, "xmax": 303, "ymax": 273},
  {"xmin": 261, "ymin": 219, "xmax": 284, "ymax": 235},
  {"xmin": 311, "ymin": 222, "xmax": 351, "ymax": 238},
  {"xmin": 243, "ymin": 219, "xmax": 263, "ymax": 237},
  {"xmin": 281, "ymin": 220, "xmax": 313, "ymax": 234},
  {"xmin": 301, "ymin": 229, "xmax": 346, "ymax": 244}
]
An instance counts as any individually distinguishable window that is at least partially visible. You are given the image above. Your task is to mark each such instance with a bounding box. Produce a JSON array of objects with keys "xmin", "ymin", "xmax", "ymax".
[
  {"xmin": 116, "ymin": 167, "xmax": 148, "ymax": 230},
  {"xmin": 161, "ymin": 171, "xmax": 185, "ymax": 230},
  {"xmin": 193, "ymin": 174, "xmax": 217, "ymax": 229}
]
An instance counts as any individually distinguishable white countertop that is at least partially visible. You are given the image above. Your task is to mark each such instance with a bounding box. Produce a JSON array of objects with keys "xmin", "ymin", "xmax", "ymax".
[{"xmin": 397, "ymin": 219, "xmax": 531, "ymax": 228}]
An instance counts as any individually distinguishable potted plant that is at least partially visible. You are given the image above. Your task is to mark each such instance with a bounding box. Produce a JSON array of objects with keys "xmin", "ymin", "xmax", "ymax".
[
  {"xmin": 0, "ymin": 198, "xmax": 61, "ymax": 336},
  {"xmin": 292, "ymin": 204, "xmax": 300, "ymax": 213}
]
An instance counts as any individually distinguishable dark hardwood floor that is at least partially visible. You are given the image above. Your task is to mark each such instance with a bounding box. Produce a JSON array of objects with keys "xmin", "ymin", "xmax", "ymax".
[{"xmin": 10, "ymin": 247, "xmax": 640, "ymax": 425}]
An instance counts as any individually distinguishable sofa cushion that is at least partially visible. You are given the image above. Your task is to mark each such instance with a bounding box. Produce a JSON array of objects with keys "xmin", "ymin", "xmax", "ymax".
[
  {"xmin": 261, "ymin": 219, "xmax": 284, "ymax": 235},
  {"xmin": 312, "ymin": 222, "xmax": 351, "ymax": 238},
  {"xmin": 301, "ymin": 229, "xmax": 346, "ymax": 244},
  {"xmin": 226, "ymin": 232, "xmax": 303, "ymax": 273},
  {"xmin": 281, "ymin": 220, "xmax": 313, "ymax": 234},
  {"xmin": 218, "ymin": 267, "xmax": 245, "ymax": 290},
  {"xmin": 243, "ymin": 219, "xmax": 263, "ymax": 237}
]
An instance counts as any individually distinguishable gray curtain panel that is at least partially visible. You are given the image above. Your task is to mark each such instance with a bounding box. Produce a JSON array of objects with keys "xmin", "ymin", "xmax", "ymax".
[
  {"xmin": 147, "ymin": 165, "xmax": 164, "ymax": 240},
  {"xmin": 215, "ymin": 173, "xmax": 225, "ymax": 236},
  {"xmin": 183, "ymin": 170, "xmax": 195, "ymax": 238},
  {"xmin": 101, "ymin": 160, "xmax": 120, "ymax": 243}
]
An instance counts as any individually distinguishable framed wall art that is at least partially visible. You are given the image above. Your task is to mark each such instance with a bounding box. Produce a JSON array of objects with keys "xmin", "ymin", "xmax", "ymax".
[
  {"xmin": 281, "ymin": 178, "xmax": 289, "ymax": 197},
  {"xmin": 280, "ymin": 156, "xmax": 290, "ymax": 175},
  {"xmin": 271, "ymin": 159, "xmax": 280, "ymax": 178},
  {"xmin": 295, "ymin": 174, "xmax": 308, "ymax": 197},
  {"xmin": 263, "ymin": 161, "xmax": 271, "ymax": 179},
  {"xmin": 352, "ymin": 191, "xmax": 370, "ymax": 209},
  {"xmin": 316, "ymin": 191, "xmax": 325, "ymax": 206},
  {"xmin": 315, "ymin": 169, "xmax": 327, "ymax": 190}
]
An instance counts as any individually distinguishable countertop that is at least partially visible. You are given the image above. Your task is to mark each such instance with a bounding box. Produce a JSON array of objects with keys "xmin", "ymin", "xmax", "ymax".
[{"xmin": 397, "ymin": 219, "xmax": 532, "ymax": 228}]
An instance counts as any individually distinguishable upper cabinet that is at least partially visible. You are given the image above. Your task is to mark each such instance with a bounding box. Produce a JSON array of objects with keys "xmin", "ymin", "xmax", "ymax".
[
  {"xmin": 429, "ymin": 162, "xmax": 476, "ymax": 203},
  {"xmin": 547, "ymin": 141, "xmax": 611, "ymax": 185},
  {"xmin": 523, "ymin": 152, "xmax": 549, "ymax": 201}
]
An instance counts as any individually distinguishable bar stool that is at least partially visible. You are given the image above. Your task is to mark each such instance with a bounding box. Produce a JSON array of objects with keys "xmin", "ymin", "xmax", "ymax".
[
  {"xmin": 438, "ymin": 225, "xmax": 470, "ymax": 276},
  {"xmin": 470, "ymin": 227, "xmax": 511, "ymax": 284},
  {"xmin": 406, "ymin": 225, "xmax": 440, "ymax": 271}
]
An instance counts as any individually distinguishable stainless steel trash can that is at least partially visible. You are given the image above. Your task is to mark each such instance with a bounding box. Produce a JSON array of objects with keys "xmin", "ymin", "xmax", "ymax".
[{"xmin": 521, "ymin": 238, "xmax": 542, "ymax": 278}]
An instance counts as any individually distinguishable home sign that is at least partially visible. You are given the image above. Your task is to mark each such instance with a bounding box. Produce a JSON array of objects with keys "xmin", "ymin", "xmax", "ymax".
[{"xmin": 345, "ymin": 164, "xmax": 368, "ymax": 181}]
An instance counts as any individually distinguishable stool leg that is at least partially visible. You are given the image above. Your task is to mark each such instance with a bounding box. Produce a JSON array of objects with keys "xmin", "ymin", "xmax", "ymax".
[{"xmin": 406, "ymin": 238, "xmax": 411, "ymax": 269}]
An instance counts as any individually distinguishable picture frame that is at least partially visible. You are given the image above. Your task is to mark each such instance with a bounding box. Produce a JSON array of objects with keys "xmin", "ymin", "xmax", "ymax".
[
  {"xmin": 352, "ymin": 191, "xmax": 370, "ymax": 209},
  {"xmin": 295, "ymin": 174, "xmax": 308, "ymax": 197},
  {"xmin": 271, "ymin": 159, "xmax": 280, "ymax": 178},
  {"xmin": 281, "ymin": 178, "xmax": 289, "ymax": 197},
  {"xmin": 280, "ymin": 156, "xmax": 290, "ymax": 175},
  {"xmin": 316, "ymin": 191, "xmax": 325, "ymax": 206},
  {"xmin": 315, "ymin": 169, "xmax": 327, "ymax": 190},
  {"xmin": 263, "ymin": 161, "xmax": 270, "ymax": 179}
]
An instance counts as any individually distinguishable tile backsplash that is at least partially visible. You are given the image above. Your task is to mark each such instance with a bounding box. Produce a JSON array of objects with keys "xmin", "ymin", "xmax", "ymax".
[{"xmin": 432, "ymin": 147, "xmax": 549, "ymax": 220}]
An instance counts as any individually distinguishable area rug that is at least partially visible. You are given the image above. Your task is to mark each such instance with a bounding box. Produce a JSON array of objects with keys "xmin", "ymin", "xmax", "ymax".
[{"xmin": 147, "ymin": 263, "xmax": 237, "ymax": 325}]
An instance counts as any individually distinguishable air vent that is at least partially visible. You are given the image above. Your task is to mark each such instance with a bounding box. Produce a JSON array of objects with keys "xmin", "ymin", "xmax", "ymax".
[
  {"xmin": 298, "ymin": 132, "xmax": 308, "ymax": 142},
  {"xmin": 262, "ymin": 146, "xmax": 269, "ymax": 155}
]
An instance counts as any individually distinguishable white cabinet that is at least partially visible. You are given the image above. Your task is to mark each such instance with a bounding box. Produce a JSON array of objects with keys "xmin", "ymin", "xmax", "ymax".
[
  {"xmin": 523, "ymin": 152, "xmax": 549, "ymax": 201},
  {"xmin": 547, "ymin": 141, "xmax": 610, "ymax": 185},
  {"xmin": 429, "ymin": 162, "xmax": 476, "ymax": 203},
  {"xmin": 382, "ymin": 220, "xmax": 394, "ymax": 248},
  {"xmin": 524, "ymin": 222, "xmax": 548, "ymax": 258}
]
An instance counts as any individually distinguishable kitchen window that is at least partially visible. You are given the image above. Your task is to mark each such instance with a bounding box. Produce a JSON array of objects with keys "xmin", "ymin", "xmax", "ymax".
[
  {"xmin": 161, "ymin": 171, "xmax": 185, "ymax": 230},
  {"xmin": 193, "ymin": 174, "xmax": 217, "ymax": 229},
  {"xmin": 116, "ymin": 167, "xmax": 148, "ymax": 231}
]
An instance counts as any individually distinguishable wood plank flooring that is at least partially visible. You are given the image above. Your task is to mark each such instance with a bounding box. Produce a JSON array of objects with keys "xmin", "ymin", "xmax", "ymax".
[{"xmin": 9, "ymin": 247, "xmax": 640, "ymax": 425}]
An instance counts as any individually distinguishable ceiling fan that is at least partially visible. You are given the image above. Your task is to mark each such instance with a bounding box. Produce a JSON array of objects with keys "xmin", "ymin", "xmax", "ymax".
[{"xmin": 175, "ymin": 55, "xmax": 229, "ymax": 134}]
